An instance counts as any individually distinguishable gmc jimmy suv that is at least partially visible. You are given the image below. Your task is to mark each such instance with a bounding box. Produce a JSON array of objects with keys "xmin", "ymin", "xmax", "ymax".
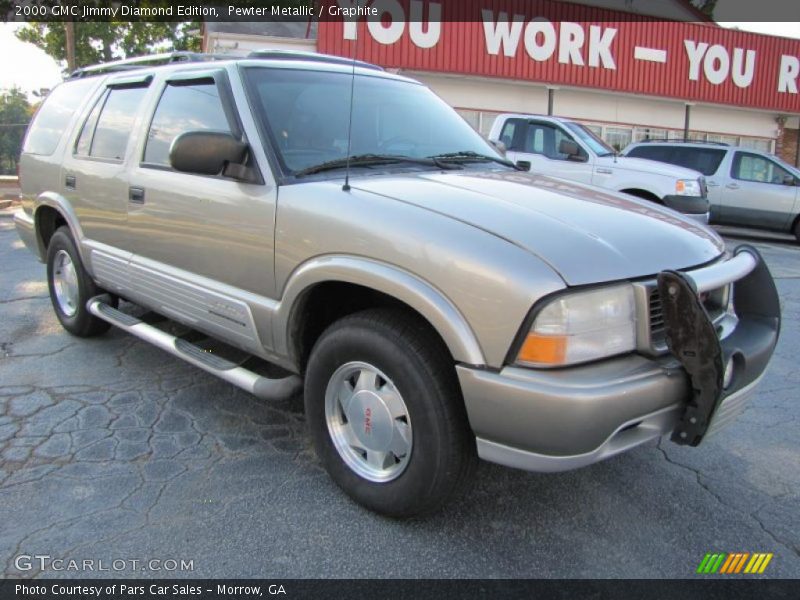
[{"xmin": 14, "ymin": 51, "xmax": 780, "ymax": 516}]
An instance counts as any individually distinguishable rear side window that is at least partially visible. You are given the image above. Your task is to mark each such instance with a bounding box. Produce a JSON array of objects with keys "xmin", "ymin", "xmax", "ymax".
[
  {"xmin": 628, "ymin": 145, "xmax": 725, "ymax": 176},
  {"xmin": 143, "ymin": 81, "xmax": 232, "ymax": 167},
  {"xmin": 89, "ymin": 86, "xmax": 148, "ymax": 160},
  {"xmin": 22, "ymin": 79, "xmax": 97, "ymax": 155}
]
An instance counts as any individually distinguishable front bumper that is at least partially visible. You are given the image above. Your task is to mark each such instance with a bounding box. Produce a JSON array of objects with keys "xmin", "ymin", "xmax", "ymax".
[
  {"xmin": 460, "ymin": 245, "xmax": 780, "ymax": 472},
  {"xmin": 663, "ymin": 194, "xmax": 710, "ymax": 225}
]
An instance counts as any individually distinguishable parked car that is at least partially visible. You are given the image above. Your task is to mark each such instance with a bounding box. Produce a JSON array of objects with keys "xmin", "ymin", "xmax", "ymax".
[
  {"xmin": 14, "ymin": 51, "xmax": 780, "ymax": 517},
  {"xmin": 624, "ymin": 140, "xmax": 800, "ymax": 242},
  {"xmin": 488, "ymin": 114, "xmax": 711, "ymax": 223}
]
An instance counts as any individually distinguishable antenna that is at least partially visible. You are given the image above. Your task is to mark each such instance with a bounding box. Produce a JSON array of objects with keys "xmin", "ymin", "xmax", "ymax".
[{"xmin": 342, "ymin": 18, "xmax": 359, "ymax": 192}]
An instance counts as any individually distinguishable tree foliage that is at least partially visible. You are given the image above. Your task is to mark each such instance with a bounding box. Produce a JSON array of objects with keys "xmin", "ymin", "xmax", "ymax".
[
  {"xmin": 15, "ymin": 22, "xmax": 201, "ymax": 72},
  {"xmin": 0, "ymin": 87, "xmax": 31, "ymax": 174}
]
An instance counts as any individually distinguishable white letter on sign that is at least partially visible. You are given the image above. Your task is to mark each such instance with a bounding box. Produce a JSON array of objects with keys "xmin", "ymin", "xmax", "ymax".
[
  {"xmin": 368, "ymin": 0, "xmax": 405, "ymax": 45},
  {"xmin": 339, "ymin": 0, "xmax": 368, "ymax": 40},
  {"xmin": 482, "ymin": 10, "xmax": 524, "ymax": 57},
  {"xmin": 703, "ymin": 44, "xmax": 730, "ymax": 85},
  {"xmin": 524, "ymin": 18, "xmax": 556, "ymax": 62},
  {"xmin": 731, "ymin": 48, "xmax": 756, "ymax": 88},
  {"xmin": 558, "ymin": 22, "xmax": 585, "ymax": 65},
  {"xmin": 409, "ymin": 1, "xmax": 441, "ymax": 49},
  {"xmin": 778, "ymin": 55, "xmax": 799, "ymax": 93},
  {"xmin": 588, "ymin": 25, "xmax": 616, "ymax": 69},
  {"xmin": 685, "ymin": 40, "xmax": 709, "ymax": 81}
]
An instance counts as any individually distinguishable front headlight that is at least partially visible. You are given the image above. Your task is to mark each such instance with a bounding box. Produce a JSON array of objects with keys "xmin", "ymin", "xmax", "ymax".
[
  {"xmin": 675, "ymin": 178, "xmax": 702, "ymax": 197},
  {"xmin": 515, "ymin": 284, "xmax": 637, "ymax": 367}
]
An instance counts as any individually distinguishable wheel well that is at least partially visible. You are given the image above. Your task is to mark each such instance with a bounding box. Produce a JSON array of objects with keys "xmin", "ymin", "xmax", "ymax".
[
  {"xmin": 36, "ymin": 206, "xmax": 68, "ymax": 250},
  {"xmin": 290, "ymin": 281, "xmax": 452, "ymax": 373},
  {"xmin": 791, "ymin": 213, "xmax": 800, "ymax": 237},
  {"xmin": 620, "ymin": 188, "xmax": 662, "ymax": 203}
]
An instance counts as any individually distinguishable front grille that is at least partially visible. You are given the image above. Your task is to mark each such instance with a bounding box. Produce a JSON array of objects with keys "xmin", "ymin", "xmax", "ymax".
[
  {"xmin": 648, "ymin": 289, "xmax": 666, "ymax": 350},
  {"xmin": 644, "ymin": 284, "xmax": 729, "ymax": 354}
]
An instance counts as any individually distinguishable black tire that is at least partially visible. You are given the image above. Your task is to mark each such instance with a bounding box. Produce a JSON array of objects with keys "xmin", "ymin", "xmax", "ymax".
[
  {"xmin": 46, "ymin": 226, "xmax": 115, "ymax": 337},
  {"xmin": 305, "ymin": 308, "xmax": 477, "ymax": 518},
  {"xmin": 794, "ymin": 219, "xmax": 800, "ymax": 245}
]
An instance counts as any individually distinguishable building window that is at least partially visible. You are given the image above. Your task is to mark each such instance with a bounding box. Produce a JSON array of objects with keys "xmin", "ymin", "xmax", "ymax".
[{"xmin": 604, "ymin": 127, "xmax": 633, "ymax": 152}]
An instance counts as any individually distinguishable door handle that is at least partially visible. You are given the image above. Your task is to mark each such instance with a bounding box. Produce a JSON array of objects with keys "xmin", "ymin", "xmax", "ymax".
[
  {"xmin": 725, "ymin": 183, "xmax": 740, "ymax": 190},
  {"xmin": 129, "ymin": 186, "xmax": 145, "ymax": 204},
  {"xmin": 64, "ymin": 175, "xmax": 76, "ymax": 190},
  {"xmin": 706, "ymin": 180, "xmax": 719, "ymax": 187}
]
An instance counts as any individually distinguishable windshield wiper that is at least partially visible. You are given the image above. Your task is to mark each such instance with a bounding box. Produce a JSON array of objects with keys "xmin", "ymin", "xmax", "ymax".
[
  {"xmin": 427, "ymin": 151, "xmax": 524, "ymax": 170},
  {"xmin": 294, "ymin": 154, "xmax": 460, "ymax": 177}
]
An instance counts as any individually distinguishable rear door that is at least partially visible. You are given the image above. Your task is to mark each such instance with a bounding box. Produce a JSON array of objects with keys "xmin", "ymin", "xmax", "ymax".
[
  {"xmin": 62, "ymin": 74, "xmax": 152, "ymax": 250},
  {"xmin": 718, "ymin": 151, "xmax": 798, "ymax": 230}
]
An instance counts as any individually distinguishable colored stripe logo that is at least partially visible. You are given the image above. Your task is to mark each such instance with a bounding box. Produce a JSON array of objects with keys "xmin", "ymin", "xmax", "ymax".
[{"xmin": 696, "ymin": 552, "xmax": 773, "ymax": 574}]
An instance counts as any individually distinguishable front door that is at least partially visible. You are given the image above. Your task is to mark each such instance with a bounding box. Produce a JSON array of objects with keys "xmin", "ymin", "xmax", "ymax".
[
  {"xmin": 719, "ymin": 151, "xmax": 798, "ymax": 230},
  {"xmin": 502, "ymin": 119, "xmax": 593, "ymax": 184},
  {"xmin": 126, "ymin": 70, "xmax": 278, "ymax": 353}
]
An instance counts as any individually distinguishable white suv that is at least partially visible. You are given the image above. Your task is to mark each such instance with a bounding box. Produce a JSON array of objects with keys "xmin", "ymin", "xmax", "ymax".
[
  {"xmin": 624, "ymin": 141, "xmax": 800, "ymax": 243},
  {"xmin": 489, "ymin": 114, "xmax": 709, "ymax": 222}
]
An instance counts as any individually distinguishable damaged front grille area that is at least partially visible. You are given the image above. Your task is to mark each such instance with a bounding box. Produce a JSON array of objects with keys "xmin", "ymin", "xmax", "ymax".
[{"xmin": 635, "ymin": 282, "xmax": 730, "ymax": 356}]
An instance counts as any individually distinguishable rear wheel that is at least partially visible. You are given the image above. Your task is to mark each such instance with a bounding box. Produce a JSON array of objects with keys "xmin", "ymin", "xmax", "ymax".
[
  {"xmin": 305, "ymin": 309, "xmax": 477, "ymax": 517},
  {"xmin": 793, "ymin": 218, "xmax": 800, "ymax": 244},
  {"xmin": 46, "ymin": 226, "xmax": 115, "ymax": 337}
]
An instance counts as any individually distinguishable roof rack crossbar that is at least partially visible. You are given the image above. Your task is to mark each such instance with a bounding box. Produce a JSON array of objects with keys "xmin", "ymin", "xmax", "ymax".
[
  {"xmin": 69, "ymin": 52, "xmax": 221, "ymax": 79},
  {"xmin": 246, "ymin": 49, "xmax": 383, "ymax": 71}
]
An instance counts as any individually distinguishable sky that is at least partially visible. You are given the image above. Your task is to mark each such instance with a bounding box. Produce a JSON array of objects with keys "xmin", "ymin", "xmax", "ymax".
[{"xmin": 1, "ymin": 21, "xmax": 799, "ymax": 98}]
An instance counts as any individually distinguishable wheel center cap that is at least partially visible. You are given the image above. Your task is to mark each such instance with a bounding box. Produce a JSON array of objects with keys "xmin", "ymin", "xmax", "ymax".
[{"xmin": 349, "ymin": 390, "xmax": 393, "ymax": 450}]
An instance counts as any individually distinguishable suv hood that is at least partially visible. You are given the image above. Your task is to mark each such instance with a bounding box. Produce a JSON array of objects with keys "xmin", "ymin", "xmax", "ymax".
[
  {"xmin": 353, "ymin": 170, "xmax": 724, "ymax": 286},
  {"xmin": 596, "ymin": 154, "xmax": 702, "ymax": 179}
]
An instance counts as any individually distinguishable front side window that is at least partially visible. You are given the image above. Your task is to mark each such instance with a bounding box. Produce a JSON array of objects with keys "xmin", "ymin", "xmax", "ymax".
[
  {"xmin": 563, "ymin": 121, "xmax": 615, "ymax": 156},
  {"xmin": 732, "ymin": 152, "xmax": 794, "ymax": 185},
  {"xmin": 523, "ymin": 123, "xmax": 584, "ymax": 160},
  {"xmin": 144, "ymin": 81, "xmax": 232, "ymax": 167},
  {"xmin": 89, "ymin": 86, "xmax": 148, "ymax": 160},
  {"xmin": 244, "ymin": 68, "xmax": 500, "ymax": 175}
]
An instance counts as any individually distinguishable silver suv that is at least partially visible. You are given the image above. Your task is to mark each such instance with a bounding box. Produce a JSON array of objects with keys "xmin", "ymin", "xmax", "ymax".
[
  {"xmin": 624, "ymin": 140, "xmax": 800, "ymax": 242},
  {"xmin": 14, "ymin": 51, "xmax": 781, "ymax": 516}
]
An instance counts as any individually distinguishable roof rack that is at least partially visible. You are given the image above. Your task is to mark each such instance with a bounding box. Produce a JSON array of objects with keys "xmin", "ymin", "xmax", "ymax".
[
  {"xmin": 639, "ymin": 138, "xmax": 729, "ymax": 146},
  {"xmin": 246, "ymin": 49, "xmax": 384, "ymax": 71},
  {"xmin": 69, "ymin": 52, "xmax": 222, "ymax": 79}
]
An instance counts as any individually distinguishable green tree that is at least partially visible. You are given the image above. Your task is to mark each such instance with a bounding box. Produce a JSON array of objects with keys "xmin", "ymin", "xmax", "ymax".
[
  {"xmin": 15, "ymin": 22, "xmax": 201, "ymax": 74},
  {"xmin": 0, "ymin": 87, "xmax": 31, "ymax": 174}
]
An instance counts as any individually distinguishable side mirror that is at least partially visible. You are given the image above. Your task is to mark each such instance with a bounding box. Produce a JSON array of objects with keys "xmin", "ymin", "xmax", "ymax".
[
  {"xmin": 170, "ymin": 131, "xmax": 249, "ymax": 178},
  {"xmin": 516, "ymin": 160, "xmax": 531, "ymax": 171},
  {"xmin": 783, "ymin": 174, "xmax": 797, "ymax": 186},
  {"xmin": 489, "ymin": 139, "xmax": 507, "ymax": 156},
  {"xmin": 559, "ymin": 138, "xmax": 586, "ymax": 161}
]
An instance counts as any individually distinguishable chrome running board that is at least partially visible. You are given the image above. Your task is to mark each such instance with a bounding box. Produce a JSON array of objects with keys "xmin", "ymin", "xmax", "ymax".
[{"xmin": 87, "ymin": 297, "xmax": 302, "ymax": 401}]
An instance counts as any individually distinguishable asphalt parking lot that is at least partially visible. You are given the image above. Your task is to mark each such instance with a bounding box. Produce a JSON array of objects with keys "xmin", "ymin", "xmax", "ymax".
[{"xmin": 1, "ymin": 208, "xmax": 798, "ymax": 579}]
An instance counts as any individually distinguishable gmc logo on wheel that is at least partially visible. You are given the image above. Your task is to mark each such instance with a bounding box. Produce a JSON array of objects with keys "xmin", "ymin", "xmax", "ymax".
[{"xmin": 364, "ymin": 407, "xmax": 373, "ymax": 436}]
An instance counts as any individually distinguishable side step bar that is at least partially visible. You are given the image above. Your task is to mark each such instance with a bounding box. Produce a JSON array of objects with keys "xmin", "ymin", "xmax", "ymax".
[{"xmin": 87, "ymin": 297, "xmax": 302, "ymax": 401}]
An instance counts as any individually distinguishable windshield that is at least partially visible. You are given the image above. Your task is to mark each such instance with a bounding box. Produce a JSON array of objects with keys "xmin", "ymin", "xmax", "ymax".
[
  {"xmin": 243, "ymin": 67, "xmax": 502, "ymax": 175},
  {"xmin": 562, "ymin": 121, "xmax": 615, "ymax": 157}
]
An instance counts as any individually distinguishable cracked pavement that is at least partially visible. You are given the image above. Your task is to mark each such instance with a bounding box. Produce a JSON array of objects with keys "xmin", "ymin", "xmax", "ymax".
[{"xmin": 0, "ymin": 209, "xmax": 798, "ymax": 579}]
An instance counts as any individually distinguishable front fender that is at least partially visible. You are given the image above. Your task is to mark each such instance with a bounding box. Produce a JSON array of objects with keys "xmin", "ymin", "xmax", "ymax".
[{"xmin": 274, "ymin": 255, "xmax": 485, "ymax": 366}]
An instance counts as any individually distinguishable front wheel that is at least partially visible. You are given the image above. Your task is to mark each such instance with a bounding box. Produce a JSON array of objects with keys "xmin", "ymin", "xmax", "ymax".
[
  {"xmin": 305, "ymin": 309, "xmax": 477, "ymax": 517},
  {"xmin": 46, "ymin": 226, "xmax": 116, "ymax": 337}
]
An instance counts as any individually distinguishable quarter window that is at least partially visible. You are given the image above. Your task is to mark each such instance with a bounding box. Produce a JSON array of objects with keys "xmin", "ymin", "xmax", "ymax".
[
  {"xmin": 89, "ymin": 86, "xmax": 148, "ymax": 160},
  {"xmin": 22, "ymin": 78, "xmax": 97, "ymax": 156},
  {"xmin": 144, "ymin": 82, "xmax": 232, "ymax": 167},
  {"xmin": 732, "ymin": 152, "xmax": 793, "ymax": 185}
]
